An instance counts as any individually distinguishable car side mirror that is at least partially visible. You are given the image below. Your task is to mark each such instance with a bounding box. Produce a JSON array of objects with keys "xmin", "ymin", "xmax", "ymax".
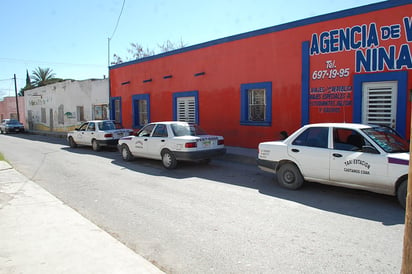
[{"xmin": 362, "ymin": 146, "xmax": 379, "ymax": 154}]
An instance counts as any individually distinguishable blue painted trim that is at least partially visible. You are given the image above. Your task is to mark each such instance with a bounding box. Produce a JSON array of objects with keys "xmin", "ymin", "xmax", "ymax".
[
  {"xmin": 301, "ymin": 41, "xmax": 310, "ymax": 126},
  {"xmin": 109, "ymin": 1, "xmax": 410, "ymax": 70},
  {"xmin": 109, "ymin": 96, "xmax": 122, "ymax": 122},
  {"xmin": 172, "ymin": 91, "xmax": 199, "ymax": 124},
  {"xmin": 353, "ymin": 71, "xmax": 408, "ymax": 138},
  {"xmin": 132, "ymin": 94, "xmax": 150, "ymax": 128},
  {"xmin": 240, "ymin": 82, "xmax": 272, "ymax": 126}
]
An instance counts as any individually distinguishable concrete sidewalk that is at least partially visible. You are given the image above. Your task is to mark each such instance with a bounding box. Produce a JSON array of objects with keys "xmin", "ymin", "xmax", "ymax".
[{"xmin": 0, "ymin": 161, "xmax": 164, "ymax": 274}]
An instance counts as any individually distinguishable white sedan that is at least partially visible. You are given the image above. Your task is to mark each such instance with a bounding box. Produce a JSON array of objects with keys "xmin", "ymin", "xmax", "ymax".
[
  {"xmin": 257, "ymin": 123, "xmax": 409, "ymax": 208},
  {"xmin": 67, "ymin": 120, "xmax": 132, "ymax": 151},
  {"xmin": 118, "ymin": 121, "xmax": 226, "ymax": 169}
]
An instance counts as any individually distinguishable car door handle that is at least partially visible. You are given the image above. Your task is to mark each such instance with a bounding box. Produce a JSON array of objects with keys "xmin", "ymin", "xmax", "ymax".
[
  {"xmin": 144, "ymin": 138, "xmax": 148, "ymax": 141},
  {"xmin": 161, "ymin": 140, "xmax": 165, "ymax": 142},
  {"xmin": 291, "ymin": 148, "xmax": 299, "ymax": 153},
  {"xmin": 333, "ymin": 153, "xmax": 343, "ymax": 158}
]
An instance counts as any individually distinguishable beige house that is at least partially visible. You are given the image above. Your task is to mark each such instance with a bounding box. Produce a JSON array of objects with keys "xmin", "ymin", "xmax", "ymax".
[{"xmin": 24, "ymin": 79, "xmax": 109, "ymax": 133}]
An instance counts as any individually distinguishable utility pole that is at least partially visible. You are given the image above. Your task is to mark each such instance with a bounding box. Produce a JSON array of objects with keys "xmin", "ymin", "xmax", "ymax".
[
  {"xmin": 13, "ymin": 74, "xmax": 20, "ymax": 121},
  {"xmin": 108, "ymin": 37, "xmax": 111, "ymax": 67},
  {"xmin": 401, "ymin": 118, "xmax": 412, "ymax": 273}
]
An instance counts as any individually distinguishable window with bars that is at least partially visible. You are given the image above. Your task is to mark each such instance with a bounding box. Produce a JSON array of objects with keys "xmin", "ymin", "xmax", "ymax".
[
  {"xmin": 138, "ymin": 100, "xmax": 148, "ymax": 125},
  {"xmin": 177, "ymin": 96, "xmax": 196, "ymax": 123},
  {"xmin": 114, "ymin": 99, "xmax": 121, "ymax": 122},
  {"xmin": 132, "ymin": 94, "xmax": 150, "ymax": 128},
  {"xmin": 248, "ymin": 88, "xmax": 266, "ymax": 121},
  {"xmin": 173, "ymin": 91, "xmax": 199, "ymax": 124},
  {"xmin": 362, "ymin": 82, "xmax": 397, "ymax": 128},
  {"xmin": 240, "ymin": 82, "xmax": 272, "ymax": 126},
  {"xmin": 110, "ymin": 97, "xmax": 122, "ymax": 123},
  {"xmin": 93, "ymin": 104, "xmax": 108, "ymax": 120}
]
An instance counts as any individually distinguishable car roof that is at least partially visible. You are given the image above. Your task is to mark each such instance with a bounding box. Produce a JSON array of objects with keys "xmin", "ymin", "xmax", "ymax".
[
  {"xmin": 303, "ymin": 123, "xmax": 372, "ymax": 129},
  {"xmin": 84, "ymin": 120, "xmax": 113, "ymax": 123},
  {"xmin": 149, "ymin": 121, "xmax": 191, "ymax": 125}
]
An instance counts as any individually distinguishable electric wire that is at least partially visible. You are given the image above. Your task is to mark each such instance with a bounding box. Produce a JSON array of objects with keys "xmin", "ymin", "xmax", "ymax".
[
  {"xmin": 109, "ymin": 0, "xmax": 126, "ymax": 40},
  {"xmin": 0, "ymin": 58, "xmax": 104, "ymax": 68}
]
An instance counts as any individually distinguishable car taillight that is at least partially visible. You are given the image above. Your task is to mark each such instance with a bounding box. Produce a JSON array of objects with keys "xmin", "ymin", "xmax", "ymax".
[
  {"xmin": 104, "ymin": 133, "xmax": 113, "ymax": 138},
  {"xmin": 218, "ymin": 139, "xmax": 224, "ymax": 145},
  {"xmin": 185, "ymin": 142, "xmax": 197, "ymax": 148}
]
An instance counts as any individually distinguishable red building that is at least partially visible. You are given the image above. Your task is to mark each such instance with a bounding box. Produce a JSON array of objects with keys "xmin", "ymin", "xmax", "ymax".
[{"xmin": 109, "ymin": 1, "xmax": 412, "ymax": 148}]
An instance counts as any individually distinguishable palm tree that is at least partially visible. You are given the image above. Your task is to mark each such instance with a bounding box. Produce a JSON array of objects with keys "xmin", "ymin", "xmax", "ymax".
[{"xmin": 31, "ymin": 67, "xmax": 57, "ymax": 87}]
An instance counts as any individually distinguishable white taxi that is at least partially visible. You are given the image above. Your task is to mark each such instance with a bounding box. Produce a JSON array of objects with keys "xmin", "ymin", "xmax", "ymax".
[
  {"xmin": 257, "ymin": 123, "xmax": 409, "ymax": 208},
  {"xmin": 118, "ymin": 121, "xmax": 226, "ymax": 169},
  {"xmin": 67, "ymin": 120, "xmax": 132, "ymax": 151}
]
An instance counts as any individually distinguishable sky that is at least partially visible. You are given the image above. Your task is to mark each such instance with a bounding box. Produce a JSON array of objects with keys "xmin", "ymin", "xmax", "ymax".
[{"xmin": 0, "ymin": 0, "xmax": 384, "ymax": 99}]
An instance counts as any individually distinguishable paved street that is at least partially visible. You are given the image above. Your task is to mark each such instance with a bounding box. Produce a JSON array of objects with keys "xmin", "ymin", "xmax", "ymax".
[{"xmin": 0, "ymin": 133, "xmax": 406, "ymax": 273}]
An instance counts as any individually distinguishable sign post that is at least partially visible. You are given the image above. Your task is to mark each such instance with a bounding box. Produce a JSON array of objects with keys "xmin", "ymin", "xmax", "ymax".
[{"xmin": 401, "ymin": 117, "xmax": 412, "ymax": 273}]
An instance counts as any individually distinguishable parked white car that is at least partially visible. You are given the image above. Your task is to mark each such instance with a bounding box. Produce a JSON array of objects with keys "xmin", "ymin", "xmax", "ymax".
[
  {"xmin": 118, "ymin": 121, "xmax": 226, "ymax": 169},
  {"xmin": 67, "ymin": 120, "xmax": 132, "ymax": 151},
  {"xmin": 257, "ymin": 123, "xmax": 409, "ymax": 208}
]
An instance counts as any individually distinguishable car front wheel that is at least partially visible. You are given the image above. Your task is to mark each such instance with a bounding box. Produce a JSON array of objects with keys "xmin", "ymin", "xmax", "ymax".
[
  {"xmin": 397, "ymin": 179, "xmax": 407, "ymax": 209},
  {"xmin": 68, "ymin": 137, "xmax": 77, "ymax": 148},
  {"xmin": 121, "ymin": 145, "xmax": 134, "ymax": 161},
  {"xmin": 162, "ymin": 150, "xmax": 177, "ymax": 169},
  {"xmin": 277, "ymin": 163, "xmax": 304, "ymax": 190}
]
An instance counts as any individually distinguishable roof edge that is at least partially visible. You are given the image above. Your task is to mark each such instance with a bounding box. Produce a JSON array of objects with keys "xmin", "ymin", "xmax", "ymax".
[{"xmin": 109, "ymin": 0, "xmax": 410, "ymax": 70}]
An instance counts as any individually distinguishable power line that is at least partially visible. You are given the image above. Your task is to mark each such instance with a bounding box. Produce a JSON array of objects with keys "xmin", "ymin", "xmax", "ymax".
[
  {"xmin": 109, "ymin": 0, "xmax": 126, "ymax": 40},
  {"xmin": 0, "ymin": 58, "xmax": 105, "ymax": 68}
]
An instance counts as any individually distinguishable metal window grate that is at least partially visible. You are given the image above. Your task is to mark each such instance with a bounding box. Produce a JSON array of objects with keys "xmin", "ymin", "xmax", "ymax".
[{"xmin": 177, "ymin": 96, "xmax": 196, "ymax": 123}]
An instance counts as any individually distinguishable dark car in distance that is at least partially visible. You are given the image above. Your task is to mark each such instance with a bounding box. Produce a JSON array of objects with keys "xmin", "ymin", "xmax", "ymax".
[{"xmin": 0, "ymin": 119, "xmax": 25, "ymax": 134}]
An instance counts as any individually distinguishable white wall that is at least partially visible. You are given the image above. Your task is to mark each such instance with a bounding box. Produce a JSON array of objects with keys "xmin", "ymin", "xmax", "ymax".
[{"xmin": 24, "ymin": 79, "xmax": 109, "ymax": 132}]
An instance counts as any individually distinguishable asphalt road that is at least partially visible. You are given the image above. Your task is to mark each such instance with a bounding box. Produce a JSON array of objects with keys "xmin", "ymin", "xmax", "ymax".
[{"xmin": 0, "ymin": 133, "xmax": 406, "ymax": 273}]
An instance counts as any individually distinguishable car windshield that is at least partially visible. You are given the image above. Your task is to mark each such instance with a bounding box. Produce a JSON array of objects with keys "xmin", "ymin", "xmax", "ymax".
[
  {"xmin": 6, "ymin": 120, "xmax": 20, "ymax": 125},
  {"xmin": 97, "ymin": 121, "xmax": 116, "ymax": 130},
  {"xmin": 171, "ymin": 123, "xmax": 208, "ymax": 136},
  {"xmin": 362, "ymin": 126, "xmax": 409, "ymax": 153}
]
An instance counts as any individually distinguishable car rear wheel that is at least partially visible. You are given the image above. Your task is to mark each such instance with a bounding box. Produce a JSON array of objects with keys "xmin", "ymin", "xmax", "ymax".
[
  {"xmin": 68, "ymin": 137, "xmax": 77, "ymax": 148},
  {"xmin": 397, "ymin": 179, "xmax": 407, "ymax": 209},
  {"xmin": 162, "ymin": 150, "xmax": 177, "ymax": 169},
  {"xmin": 92, "ymin": 139, "xmax": 101, "ymax": 151},
  {"xmin": 121, "ymin": 145, "xmax": 134, "ymax": 161},
  {"xmin": 277, "ymin": 163, "xmax": 304, "ymax": 190}
]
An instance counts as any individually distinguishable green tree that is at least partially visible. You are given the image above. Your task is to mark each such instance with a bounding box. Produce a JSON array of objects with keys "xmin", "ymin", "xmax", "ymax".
[
  {"xmin": 31, "ymin": 67, "xmax": 62, "ymax": 87},
  {"xmin": 19, "ymin": 69, "xmax": 33, "ymax": 96}
]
